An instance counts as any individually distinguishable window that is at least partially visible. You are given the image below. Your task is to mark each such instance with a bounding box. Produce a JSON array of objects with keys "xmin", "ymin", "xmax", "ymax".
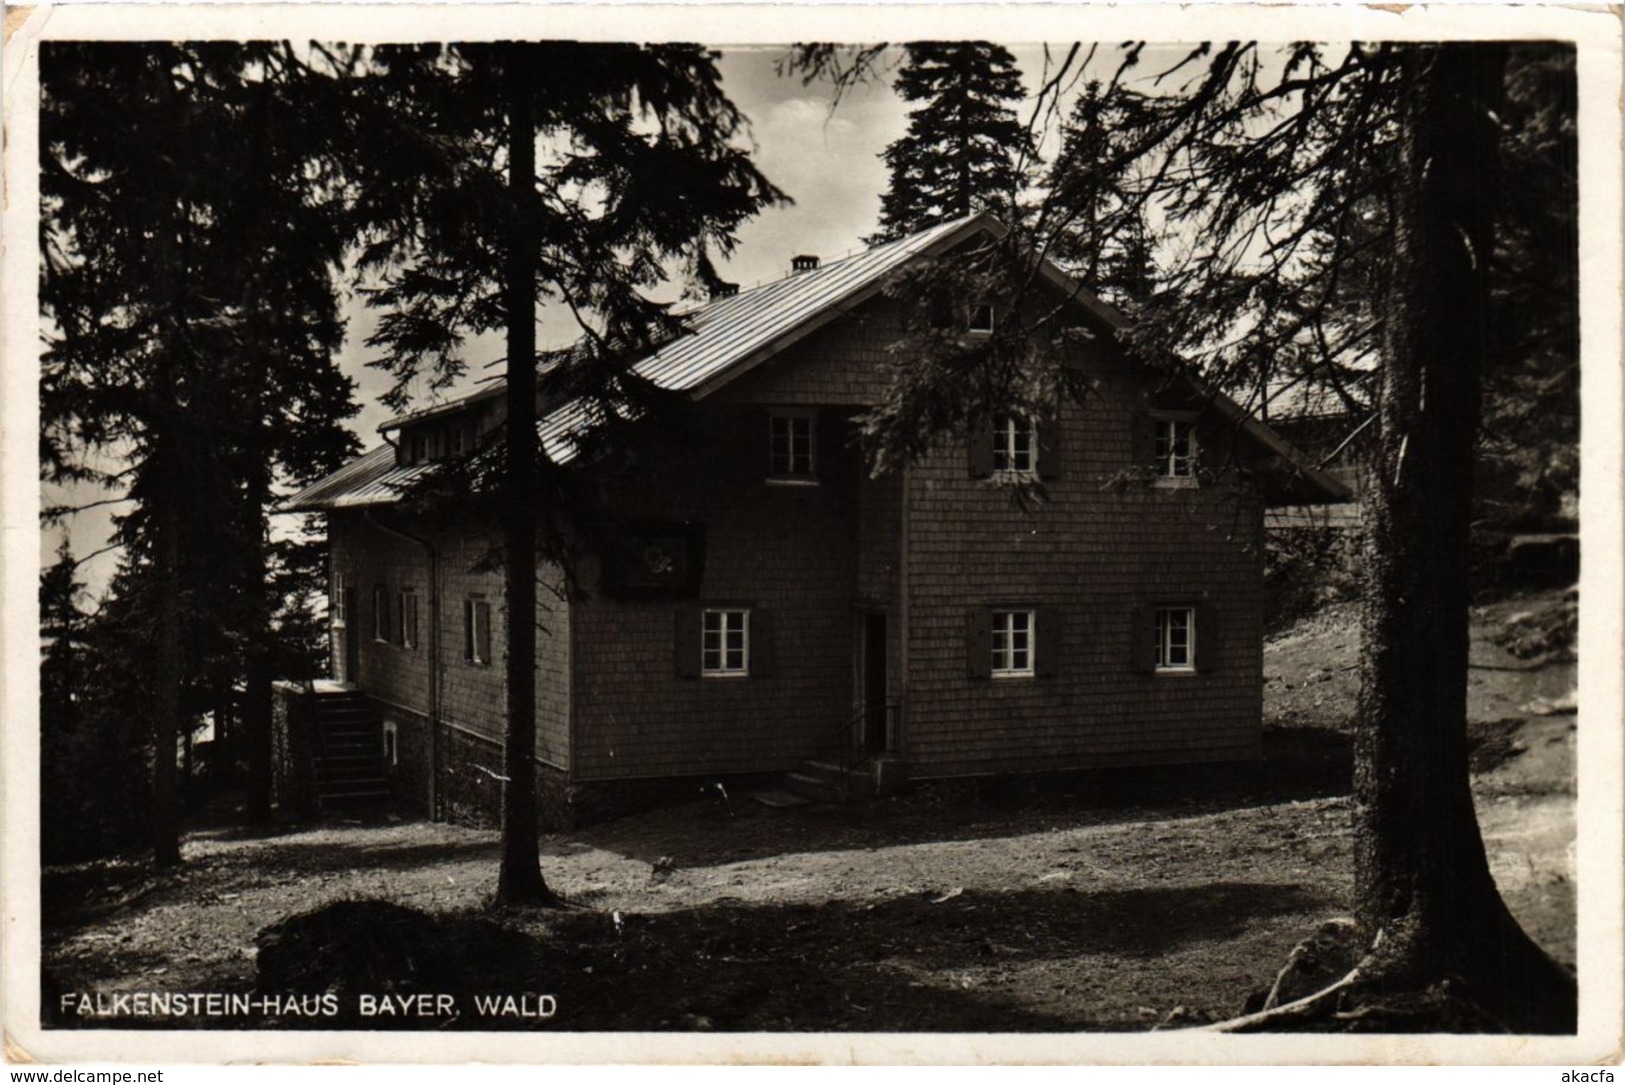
[
  {"xmin": 968, "ymin": 302, "xmax": 995, "ymax": 336},
  {"xmin": 991, "ymin": 610, "xmax": 1035, "ymax": 676},
  {"xmin": 332, "ymin": 572, "xmax": 348, "ymax": 627},
  {"xmin": 701, "ymin": 608, "xmax": 750, "ymax": 676},
  {"xmin": 397, "ymin": 587, "xmax": 419, "ymax": 650},
  {"xmin": 372, "ymin": 585, "xmax": 390, "ymax": 642},
  {"xmin": 769, "ymin": 413, "xmax": 816, "ymax": 479},
  {"xmin": 406, "ymin": 431, "xmax": 427, "ymax": 465},
  {"xmin": 992, "ymin": 414, "xmax": 1036, "ymax": 476},
  {"xmin": 464, "ymin": 597, "xmax": 492, "ymax": 665},
  {"xmin": 1156, "ymin": 607, "xmax": 1195, "ymax": 672},
  {"xmin": 1154, "ymin": 419, "xmax": 1196, "ymax": 481}
]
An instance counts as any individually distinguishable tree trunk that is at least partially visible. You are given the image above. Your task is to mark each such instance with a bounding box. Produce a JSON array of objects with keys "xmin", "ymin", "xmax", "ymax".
[
  {"xmin": 495, "ymin": 44, "xmax": 557, "ymax": 907},
  {"xmin": 152, "ymin": 467, "xmax": 183, "ymax": 869},
  {"xmin": 243, "ymin": 454, "xmax": 274, "ymax": 824},
  {"xmin": 1354, "ymin": 42, "xmax": 1574, "ymax": 1032}
]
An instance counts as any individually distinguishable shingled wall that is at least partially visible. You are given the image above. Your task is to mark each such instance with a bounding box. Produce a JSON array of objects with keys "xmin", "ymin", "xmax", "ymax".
[{"xmin": 327, "ymin": 510, "xmax": 570, "ymax": 812}]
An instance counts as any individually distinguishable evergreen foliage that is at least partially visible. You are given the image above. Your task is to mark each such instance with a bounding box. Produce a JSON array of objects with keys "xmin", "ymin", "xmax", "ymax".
[
  {"xmin": 39, "ymin": 42, "xmax": 360, "ymax": 861},
  {"xmin": 873, "ymin": 42, "xmax": 1035, "ymax": 241},
  {"xmin": 347, "ymin": 42, "xmax": 784, "ymax": 903}
]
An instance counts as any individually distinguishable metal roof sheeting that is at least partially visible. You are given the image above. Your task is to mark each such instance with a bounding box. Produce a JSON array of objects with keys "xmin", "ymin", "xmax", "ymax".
[
  {"xmin": 283, "ymin": 443, "xmax": 436, "ymax": 512},
  {"xmin": 285, "ymin": 211, "xmax": 1350, "ymax": 511}
]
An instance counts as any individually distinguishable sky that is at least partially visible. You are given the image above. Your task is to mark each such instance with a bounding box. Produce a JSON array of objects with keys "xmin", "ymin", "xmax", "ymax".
[{"xmin": 46, "ymin": 42, "xmax": 1123, "ymax": 600}]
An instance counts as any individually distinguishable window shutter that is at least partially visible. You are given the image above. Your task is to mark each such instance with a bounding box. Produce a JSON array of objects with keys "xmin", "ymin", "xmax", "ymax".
[
  {"xmin": 752, "ymin": 408, "xmax": 774, "ymax": 481},
  {"xmin": 1130, "ymin": 606, "xmax": 1157, "ymax": 673},
  {"xmin": 1195, "ymin": 602, "xmax": 1221, "ymax": 673},
  {"xmin": 1131, "ymin": 413, "xmax": 1155, "ymax": 472},
  {"xmin": 815, "ymin": 410, "xmax": 841, "ymax": 482},
  {"xmin": 1038, "ymin": 410, "xmax": 1063, "ymax": 480},
  {"xmin": 751, "ymin": 609, "xmax": 775, "ymax": 677},
  {"xmin": 965, "ymin": 607, "xmax": 993, "ymax": 679},
  {"xmin": 966, "ymin": 420, "xmax": 995, "ymax": 478},
  {"xmin": 462, "ymin": 601, "xmax": 474, "ymax": 661},
  {"xmin": 1035, "ymin": 607, "xmax": 1062, "ymax": 677},
  {"xmin": 674, "ymin": 605, "xmax": 701, "ymax": 679}
]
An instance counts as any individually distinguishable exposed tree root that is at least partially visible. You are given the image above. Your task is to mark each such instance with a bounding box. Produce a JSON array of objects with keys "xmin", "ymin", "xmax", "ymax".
[{"xmin": 1204, "ymin": 967, "xmax": 1365, "ymax": 1033}]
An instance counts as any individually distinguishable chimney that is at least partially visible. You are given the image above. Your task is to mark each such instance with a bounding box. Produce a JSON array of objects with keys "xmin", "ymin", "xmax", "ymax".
[
  {"xmin": 709, "ymin": 281, "xmax": 739, "ymax": 300},
  {"xmin": 791, "ymin": 254, "xmax": 820, "ymax": 274}
]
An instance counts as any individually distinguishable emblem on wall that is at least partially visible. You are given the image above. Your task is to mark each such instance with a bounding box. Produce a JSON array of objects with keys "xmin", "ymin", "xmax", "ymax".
[{"xmin": 601, "ymin": 522, "xmax": 705, "ymax": 599}]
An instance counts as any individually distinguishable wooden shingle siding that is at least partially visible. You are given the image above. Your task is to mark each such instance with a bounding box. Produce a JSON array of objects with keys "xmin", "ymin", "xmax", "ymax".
[
  {"xmin": 900, "ymin": 340, "xmax": 1266, "ymax": 779},
  {"xmin": 327, "ymin": 511, "xmax": 570, "ymax": 772},
  {"xmin": 569, "ymin": 427, "xmax": 860, "ymax": 780}
]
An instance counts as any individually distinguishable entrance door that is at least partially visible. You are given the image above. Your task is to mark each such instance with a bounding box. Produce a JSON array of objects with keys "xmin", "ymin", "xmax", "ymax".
[
  {"xmin": 342, "ymin": 587, "xmax": 360, "ymax": 684},
  {"xmin": 862, "ymin": 612, "xmax": 888, "ymax": 754}
]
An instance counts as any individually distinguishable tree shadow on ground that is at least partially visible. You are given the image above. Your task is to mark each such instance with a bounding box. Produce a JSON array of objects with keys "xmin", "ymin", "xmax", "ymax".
[
  {"xmin": 576, "ymin": 728, "xmax": 1354, "ymax": 872},
  {"xmin": 41, "ymin": 836, "xmax": 502, "ymax": 933},
  {"xmin": 48, "ymin": 880, "xmax": 1331, "ymax": 1031}
]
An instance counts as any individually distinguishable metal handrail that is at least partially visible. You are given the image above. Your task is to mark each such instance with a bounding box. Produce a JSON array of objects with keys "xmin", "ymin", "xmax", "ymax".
[{"xmin": 832, "ymin": 698, "xmax": 899, "ymax": 782}]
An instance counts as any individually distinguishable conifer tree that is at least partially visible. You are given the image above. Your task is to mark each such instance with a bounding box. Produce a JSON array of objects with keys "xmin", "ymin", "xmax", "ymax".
[
  {"xmin": 349, "ymin": 42, "xmax": 784, "ymax": 905},
  {"xmin": 1042, "ymin": 81, "xmax": 1158, "ymax": 309},
  {"xmin": 792, "ymin": 39, "xmax": 1578, "ymax": 1030},
  {"xmin": 40, "ymin": 42, "xmax": 360, "ymax": 861},
  {"xmin": 873, "ymin": 42, "xmax": 1035, "ymax": 241}
]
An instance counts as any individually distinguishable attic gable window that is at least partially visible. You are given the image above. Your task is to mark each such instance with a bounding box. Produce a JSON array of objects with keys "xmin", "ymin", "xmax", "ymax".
[
  {"xmin": 769, "ymin": 412, "xmax": 816, "ymax": 480},
  {"xmin": 991, "ymin": 414, "xmax": 1036, "ymax": 476},
  {"xmin": 1154, "ymin": 418, "xmax": 1196, "ymax": 482},
  {"xmin": 1156, "ymin": 607, "xmax": 1195, "ymax": 672},
  {"xmin": 968, "ymin": 302, "xmax": 995, "ymax": 336}
]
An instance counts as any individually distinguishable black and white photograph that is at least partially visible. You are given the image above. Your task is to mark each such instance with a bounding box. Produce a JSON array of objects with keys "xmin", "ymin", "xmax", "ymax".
[{"xmin": 4, "ymin": 2, "xmax": 1621, "ymax": 1067}]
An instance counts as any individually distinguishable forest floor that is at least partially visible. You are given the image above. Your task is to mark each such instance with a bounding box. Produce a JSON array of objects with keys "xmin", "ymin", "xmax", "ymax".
[{"xmin": 40, "ymin": 588, "xmax": 1576, "ymax": 1032}]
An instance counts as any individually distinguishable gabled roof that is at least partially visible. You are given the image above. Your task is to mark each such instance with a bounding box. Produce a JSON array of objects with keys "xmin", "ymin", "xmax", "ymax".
[{"xmin": 285, "ymin": 213, "xmax": 1349, "ymax": 512}]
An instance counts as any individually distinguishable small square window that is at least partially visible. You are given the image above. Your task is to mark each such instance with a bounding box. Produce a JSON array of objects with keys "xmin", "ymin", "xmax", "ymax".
[
  {"xmin": 769, "ymin": 414, "xmax": 816, "ymax": 478},
  {"xmin": 968, "ymin": 303, "xmax": 995, "ymax": 336},
  {"xmin": 702, "ymin": 609, "xmax": 750, "ymax": 676},
  {"xmin": 992, "ymin": 414, "xmax": 1037, "ymax": 476},
  {"xmin": 1154, "ymin": 419, "xmax": 1196, "ymax": 480},
  {"xmin": 1156, "ymin": 607, "xmax": 1195, "ymax": 672},
  {"xmin": 464, "ymin": 598, "xmax": 492, "ymax": 665},
  {"xmin": 992, "ymin": 610, "xmax": 1035, "ymax": 676}
]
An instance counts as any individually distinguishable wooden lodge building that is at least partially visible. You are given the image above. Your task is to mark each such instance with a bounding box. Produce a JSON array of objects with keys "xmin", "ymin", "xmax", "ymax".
[{"xmin": 284, "ymin": 213, "xmax": 1348, "ymax": 823}]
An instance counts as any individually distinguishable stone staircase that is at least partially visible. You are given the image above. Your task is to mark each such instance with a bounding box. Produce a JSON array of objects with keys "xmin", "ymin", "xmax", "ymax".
[
  {"xmin": 309, "ymin": 690, "xmax": 392, "ymax": 809},
  {"xmin": 783, "ymin": 755, "xmax": 875, "ymax": 805}
]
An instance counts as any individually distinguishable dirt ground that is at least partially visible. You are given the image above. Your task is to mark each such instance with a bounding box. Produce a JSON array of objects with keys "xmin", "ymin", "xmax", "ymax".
[{"xmin": 40, "ymin": 589, "xmax": 1576, "ymax": 1031}]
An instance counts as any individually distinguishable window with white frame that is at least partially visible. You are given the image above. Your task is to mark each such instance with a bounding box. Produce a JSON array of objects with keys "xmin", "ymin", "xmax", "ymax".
[
  {"xmin": 992, "ymin": 414, "xmax": 1037, "ymax": 476},
  {"xmin": 769, "ymin": 413, "xmax": 816, "ymax": 479},
  {"xmin": 397, "ymin": 587, "xmax": 419, "ymax": 649},
  {"xmin": 701, "ymin": 608, "xmax": 750, "ymax": 676},
  {"xmin": 991, "ymin": 609, "xmax": 1035, "ymax": 676},
  {"xmin": 968, "ymin": 302, "xmax": 995, "ymax": 336},
  {"xmin": 1154, "ymin": 419, "xmax": 1196, "ymax": 480},
  {"xmin": 1156, "ymin": 607, "xmax": 1196, "ymax": 672},
  {"xmin": 464, "ymin": 597, "xmax": 492, "ymax": 665},
  {"xmin": 332, "ymin": 572, "xmax": 348, "ymax": 627}
]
